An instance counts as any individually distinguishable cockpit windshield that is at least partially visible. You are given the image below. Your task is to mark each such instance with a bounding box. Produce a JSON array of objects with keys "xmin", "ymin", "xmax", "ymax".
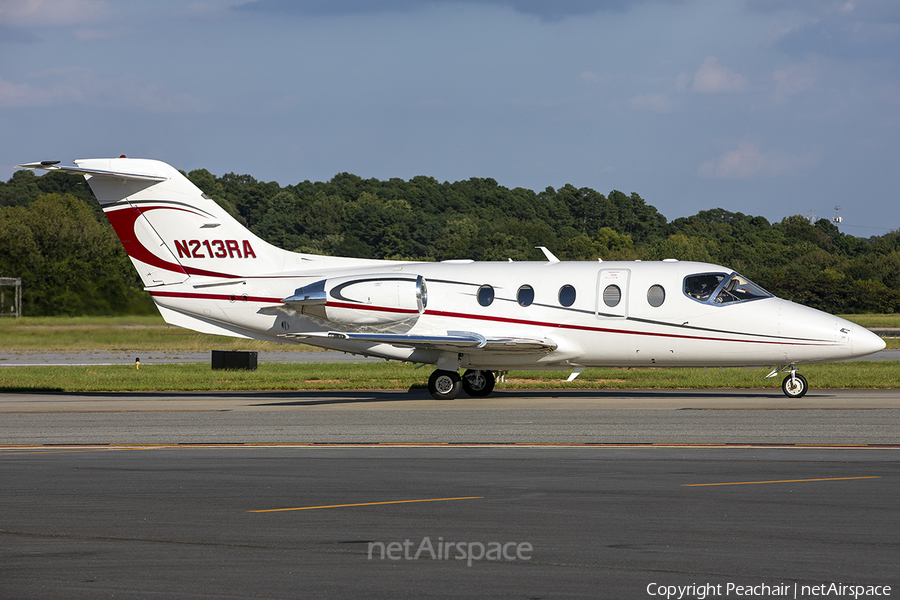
[{"xmin": 683, "ymin": 272, "xmax": 772, "ymax": 305}]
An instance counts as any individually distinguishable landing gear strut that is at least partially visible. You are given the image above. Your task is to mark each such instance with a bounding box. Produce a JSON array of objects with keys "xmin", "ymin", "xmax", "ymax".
[{"xmin": 428, "ymin": 369, "xmax": 462, "ymax": 400}]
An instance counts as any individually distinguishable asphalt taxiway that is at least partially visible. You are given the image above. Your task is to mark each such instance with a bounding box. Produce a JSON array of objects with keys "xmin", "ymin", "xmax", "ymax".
[
  {"xmin": 1, "ymin": 387, "xmax": 899, "ymax": 445},
  {"xmin": 1, "ymin": 388, "xmax": 898, "ymax": 599},
  {"xmin": 1, "ymin": 445, "xmax": 898, "ymax": 599}
]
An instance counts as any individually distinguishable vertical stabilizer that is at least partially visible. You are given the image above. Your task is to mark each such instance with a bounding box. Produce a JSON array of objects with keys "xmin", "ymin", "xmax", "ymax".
[
  {"xmin": 70, "ymin": 158, "xmax": 289, "ymax": 286},
  {"xmin": 16, "ymin": 157, "xmax": 392, "ymax": 289}
]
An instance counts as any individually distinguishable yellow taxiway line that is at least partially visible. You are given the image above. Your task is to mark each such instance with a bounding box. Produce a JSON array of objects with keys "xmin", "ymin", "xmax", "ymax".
[
  {"xmin": 683, "ymin": 476, "xmax": 881, "ymax": 487},
  {"xmin": 249, "ymin": 496, "xmax": 483, "ymax": 513}
]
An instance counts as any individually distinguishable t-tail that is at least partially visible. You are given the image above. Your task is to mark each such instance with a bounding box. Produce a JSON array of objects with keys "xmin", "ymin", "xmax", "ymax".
[
  {"xmin": 19, "ymin": 158, "xmax": 292, "ymax": 286},
  {"xmin": 17, "ymin": 157, "xmax": 390, "ymax": 285}
]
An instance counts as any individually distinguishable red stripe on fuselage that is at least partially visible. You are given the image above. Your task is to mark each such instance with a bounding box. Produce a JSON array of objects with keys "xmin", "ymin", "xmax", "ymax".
[
  {"xmin": 423, "ymin": 309, "xmax": 829, "ymax": 346},
  {"xmin": 150, "ymin": 290, "xmax": 282, "ymax": 303},
  {"xmin": 147, "ymin": 290, "xmax": 831, "ymax": 347}
]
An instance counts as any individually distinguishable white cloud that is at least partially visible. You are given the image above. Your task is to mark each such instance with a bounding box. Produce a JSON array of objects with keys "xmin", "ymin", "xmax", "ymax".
[
  {"xmin": 761, "ymin": 0, "xmax": 900, "ymax": 60},
  {"xmin": 772, "ymin": 62, "xmax": 818, "ymax": 103},
  {"xmin": 73, "ymin": 27, "xmax": 123, "ymax": 40},
  {"xmin": 698, "ymin": 141, "xmax": 818, "ymax": 179},
  {"xmin": 0, "ymin": 76, "xmax": 67, "ymax": 107},
  {"xmin": 232, "ymin": 0, "xmax": 650, "ymax": 21},
  {"xmin": 0, "ymin": 0, "xmax": 110, "ymax": 27},
  {"xmin": 182, "ymin": 2, "xmax": 242, "ymax": 19},
  {"xmin": 691, "ymin": 56, "xmax": 749, "ymax": 93},
  {"xmin": 109, "ymin": 77, "xmax": 206, "ymax": 113},
  {"xmin": 630, "ymin": 93, "xmax": 671, "ymax": 112},
  {"xmin": 0, "ymin": 71, "xmax": 204, "ymax": 113}
]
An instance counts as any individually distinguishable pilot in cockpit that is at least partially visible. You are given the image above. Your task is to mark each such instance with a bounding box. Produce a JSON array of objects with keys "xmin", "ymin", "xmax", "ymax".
[{"xmin": 688, "ymin": 275, "xmax": 721, "ymax": 301}]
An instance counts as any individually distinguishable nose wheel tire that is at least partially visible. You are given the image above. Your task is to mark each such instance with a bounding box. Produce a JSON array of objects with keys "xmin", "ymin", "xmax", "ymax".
[
  {"xmin": 781, "ymin": 373, "xmax": 808, "ymax": 398},
  {"xmin": 428, "ymin": 369, "xmax": 462, "ymax": 400},
  {"xmin": 462, "ymin": 369, "xmax": 496, "ymax": 397}
]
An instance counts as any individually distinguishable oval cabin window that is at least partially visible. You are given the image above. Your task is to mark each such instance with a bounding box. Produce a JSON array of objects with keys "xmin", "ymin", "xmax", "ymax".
[
  {"xmin": 559, "ymin": 285, "xmax": 576, "ymax": 307},
  {"xmin": 517, "ymin": 285, "xmax": 534, "ymax": 307},
  {"xmin": 647, "ymin": 285, "xmax": 665, "ymax": 307},
  {"xmin": 477, "ymin": 285, "xmax": 495, "ymax": 307},
  {"xmin": 603, "ymin": 285, "xmax": 621, "ymax": 307}
]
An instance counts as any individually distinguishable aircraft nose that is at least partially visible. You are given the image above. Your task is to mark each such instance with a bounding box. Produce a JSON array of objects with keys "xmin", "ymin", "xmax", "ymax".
[
  {"xmin": 779, "ymin": 302, "xmax": 884, "ymax": 363},
  {"xmin": 852, "ymin": 326, "xmax": 886, "ymax": 358}
]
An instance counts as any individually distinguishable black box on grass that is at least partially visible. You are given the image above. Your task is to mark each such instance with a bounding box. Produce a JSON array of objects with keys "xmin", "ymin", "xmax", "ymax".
[{"xmin": 211, "ymin": 350, "xmax": 258, "ymax": 371}]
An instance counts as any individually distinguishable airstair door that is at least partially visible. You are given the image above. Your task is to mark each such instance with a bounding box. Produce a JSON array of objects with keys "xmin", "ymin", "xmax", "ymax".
[{"xmin": 596, "ymin": 268, "xmax": 630, "ymax": 319}]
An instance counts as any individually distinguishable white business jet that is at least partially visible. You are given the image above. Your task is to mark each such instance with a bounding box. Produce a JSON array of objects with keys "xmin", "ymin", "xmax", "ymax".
[{"xmin": 18, "ymin": 158, "xmax": 885, "ymax": 399}]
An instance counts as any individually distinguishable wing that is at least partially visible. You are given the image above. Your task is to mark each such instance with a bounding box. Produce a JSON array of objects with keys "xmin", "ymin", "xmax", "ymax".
[{"xmin": 281, "ymin": 330, "xmax": 557, "ymax": 354}]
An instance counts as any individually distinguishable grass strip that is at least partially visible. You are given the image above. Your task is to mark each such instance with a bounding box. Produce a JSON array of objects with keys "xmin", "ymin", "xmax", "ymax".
[
  {"xmin": 0, "ymin": 315, "xmax": 318, "ymax": 352},
  {"xmin": 839, "ymin": 314, "xmax": 900, "ymax": 328},
  {"xmin": 1, "ymin": 361, "xmax": 897, "ymax": 393}
]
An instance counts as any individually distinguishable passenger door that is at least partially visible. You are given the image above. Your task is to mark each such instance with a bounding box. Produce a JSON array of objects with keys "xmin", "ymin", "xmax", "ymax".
[{"xmin": 596, "ymin": 269, "xmax": 630, "ymax": 319}]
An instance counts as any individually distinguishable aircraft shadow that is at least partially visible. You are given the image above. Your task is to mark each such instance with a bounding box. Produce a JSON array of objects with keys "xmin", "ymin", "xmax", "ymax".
[
  {"xmin": 250, "ymin": 387, "xmax": 788, "ymax": 407},
  {"xmin": 4, "ymin": 387, "xmax": 792, "ymax": 407}
]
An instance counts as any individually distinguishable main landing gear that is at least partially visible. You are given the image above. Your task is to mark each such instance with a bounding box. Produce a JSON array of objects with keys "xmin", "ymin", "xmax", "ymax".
[
  {"xmin": 768, "ymin": 365, "xmax": 809, "ymax": 398},
  {"xmin": 428, "ymin": 369, "xmax": 496, "ymax": 400},
  {"xmin": 428, "ymin": 370, "xmax": 461, "ymax": 400},
  {"xmin": 462, "ymin": 369, "xmax": 495, "ymax": 397}
]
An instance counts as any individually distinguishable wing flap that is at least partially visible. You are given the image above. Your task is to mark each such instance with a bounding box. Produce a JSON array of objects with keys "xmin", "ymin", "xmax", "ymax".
[{"xmin": 281, "ymin": 331, "xmax": 557, "ymax": 353}]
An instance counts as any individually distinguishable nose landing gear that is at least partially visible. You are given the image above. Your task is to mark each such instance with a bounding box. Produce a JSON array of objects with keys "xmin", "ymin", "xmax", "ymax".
[
  {"xmin": 781, "ymin": 371, "xmax": 809, "ymax": 398},
  {"xmin": 768, "ymin": 365, "xmax": 809, "ymax": 398}
]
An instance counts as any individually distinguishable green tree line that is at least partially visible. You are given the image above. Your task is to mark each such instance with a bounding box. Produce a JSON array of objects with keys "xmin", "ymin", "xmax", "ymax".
[{"xmin": 2, "ymin": 168, "xmax": 898, "ymax": 316}]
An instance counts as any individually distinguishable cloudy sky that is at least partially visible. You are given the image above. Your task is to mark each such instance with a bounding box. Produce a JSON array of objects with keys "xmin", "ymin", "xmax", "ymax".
[{"xmin": 2, "ymin": 0, "xmax": 899, "ymax": 234}]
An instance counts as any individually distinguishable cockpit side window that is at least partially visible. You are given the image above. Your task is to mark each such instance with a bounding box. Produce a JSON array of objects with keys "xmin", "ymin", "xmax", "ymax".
[
  {"xmin": 684, "ymin": 273, "xmax": 727, "ymax": 302},
  {"xmin": 712, "ymin": 273, "xmax": 772, "ymax": 304},
  {"xmin": 684, "ymin": 272, "xmax": 772, "ymax": 305}
]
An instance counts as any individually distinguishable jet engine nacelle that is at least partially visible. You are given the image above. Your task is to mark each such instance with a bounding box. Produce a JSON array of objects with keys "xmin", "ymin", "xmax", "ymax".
[{"xmin": 283, "ymin": 274, "xmax": 427, "ymax": 325}]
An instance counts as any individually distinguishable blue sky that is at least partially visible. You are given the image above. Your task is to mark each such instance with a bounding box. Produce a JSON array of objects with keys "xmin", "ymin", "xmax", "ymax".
[{"xmin": 2, "ymin": 0, "xmax": 899, "ymax": 235}]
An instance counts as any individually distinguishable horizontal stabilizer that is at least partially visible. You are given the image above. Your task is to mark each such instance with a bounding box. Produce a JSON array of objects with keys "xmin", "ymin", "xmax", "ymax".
[{"xmin": 16, "ymin": 162, "xmax": 167, "ymax": 182}]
